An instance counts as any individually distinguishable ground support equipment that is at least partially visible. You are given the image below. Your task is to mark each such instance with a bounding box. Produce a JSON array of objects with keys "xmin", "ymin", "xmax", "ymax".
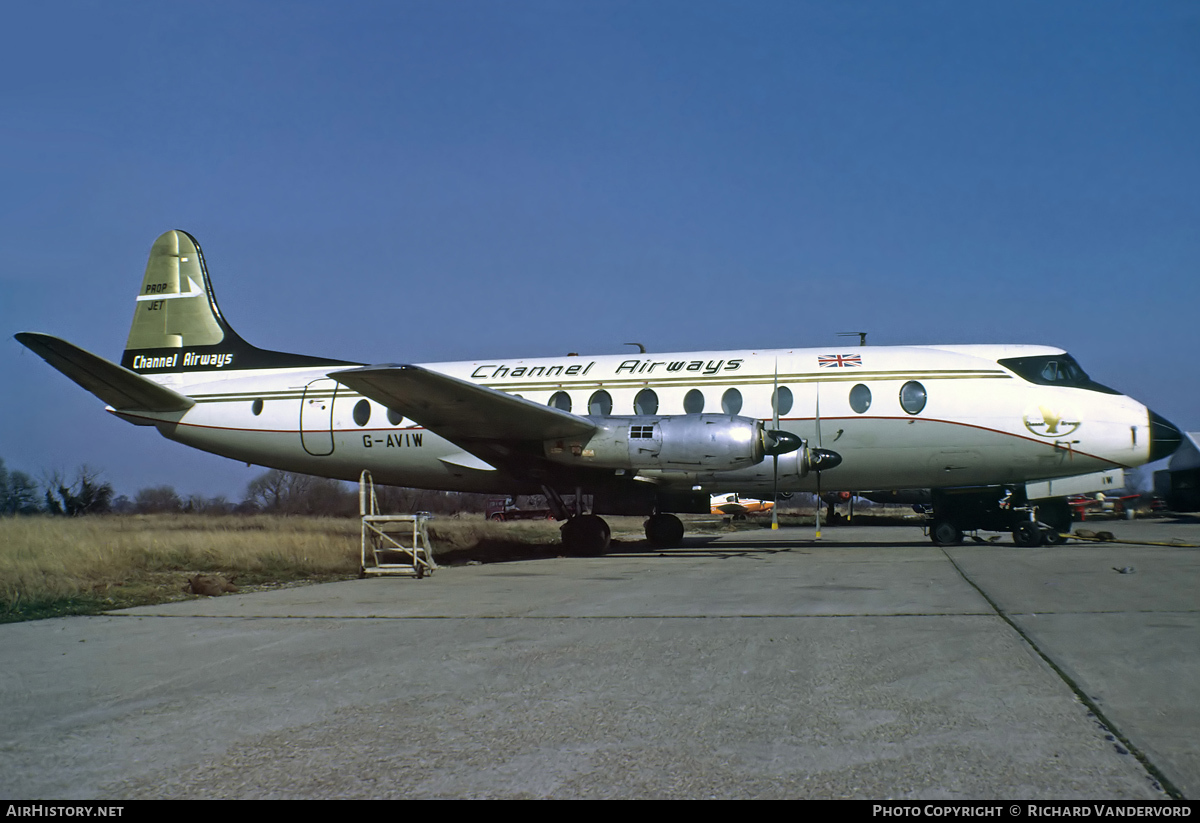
[{"xmin": 359, "ymin": 470, "xmax": 437, "ymax": 578}]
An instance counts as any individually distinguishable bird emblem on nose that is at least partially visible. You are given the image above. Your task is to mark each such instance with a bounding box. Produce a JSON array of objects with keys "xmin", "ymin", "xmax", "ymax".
[{"xmin": 1023, "ymin": 405, "xmax": 1081, "ymax": 437}]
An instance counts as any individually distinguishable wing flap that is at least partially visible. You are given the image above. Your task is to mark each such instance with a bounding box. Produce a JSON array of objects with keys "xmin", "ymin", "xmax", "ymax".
[
  {"xmin": 16, "ymin": 332, "xmax": 195, "ymax": 413},
  {"xmin": 329, "ymin": 364, "xmax": 596, "ymax": 442}
]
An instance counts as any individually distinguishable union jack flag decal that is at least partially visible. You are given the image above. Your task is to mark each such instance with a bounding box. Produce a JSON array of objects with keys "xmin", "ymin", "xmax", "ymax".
[{"xmin": 818, "ymin": 353, "xmax": 862, "ymax": 368}]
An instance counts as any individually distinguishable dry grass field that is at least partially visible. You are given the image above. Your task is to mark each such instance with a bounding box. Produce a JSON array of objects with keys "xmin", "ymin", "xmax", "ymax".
[
  {"xmin": 1, "ymin": 515, "xmax": 354, "ymax": 622},
  {"xmin": 0, "ymin": 509, "xmax": 922, "ymax": 622},
  {"xmin": 0, "ymin": 513, "xmax": 656, "ymax": 622}
]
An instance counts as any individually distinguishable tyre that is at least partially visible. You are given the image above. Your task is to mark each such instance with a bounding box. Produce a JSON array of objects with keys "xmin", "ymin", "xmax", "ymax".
[
  {"xmin": 644, "ymin": 513, "xmax": 685, "ymax": 548},
  {"xmin": 1012, "ymin": 522, "xmax": 1043, "ymax": 547},
  {"xmin": 1041, "ymin": 526, "xmax": 1067, "ymax": 545},
  {"xmin": 930, "ymin": 520, "xmax": 963, "ymax": 546},
  {"xmin": 561, "ymin": 514, "xmax": 611, "ymax": 555}
]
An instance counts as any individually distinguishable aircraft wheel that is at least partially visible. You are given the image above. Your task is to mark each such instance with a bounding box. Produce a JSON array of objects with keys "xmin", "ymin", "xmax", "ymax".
[
  {"xmin": 930, "ymin": 520, "xmax": 963, "ymax": 546},
  {"xmin": 1012, "ymin": 522, "xmax": 1043, "ymax": 547},
  {"xmin": 561, "ymin": 514, "xmax": 611, "ymax": 555},
  {"xmin": 1041, "ymin": 526, "xmax": 1067, "ymax": 545},
  {"xmin": 645, "ymin": 513, "xmax": 685, "ymax": 548},
  {"xmin": 1034, "ymin": 499, "xmax": 1071, "ymax": 545}
]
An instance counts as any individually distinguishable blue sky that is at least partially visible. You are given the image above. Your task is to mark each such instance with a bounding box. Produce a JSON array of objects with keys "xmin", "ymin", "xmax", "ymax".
[{"xmin": 3, "ymin": 1, "xmax": 1198, "ymax": 499}]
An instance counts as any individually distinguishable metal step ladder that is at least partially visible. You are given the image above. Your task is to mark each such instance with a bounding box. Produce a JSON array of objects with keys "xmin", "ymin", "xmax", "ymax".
[{"xmin": 359, "ymin": 470, "xmax": 437, "ymax": 578}]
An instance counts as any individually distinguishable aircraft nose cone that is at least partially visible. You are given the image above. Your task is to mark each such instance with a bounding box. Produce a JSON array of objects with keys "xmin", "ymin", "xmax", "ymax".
[
  {"xmin": 810, "ymin": 448, "xmax": 843, "ymax": 471},
  {"xmin": 1148, "ymin": 410, "xmax": 1184, "ymax": 462}
]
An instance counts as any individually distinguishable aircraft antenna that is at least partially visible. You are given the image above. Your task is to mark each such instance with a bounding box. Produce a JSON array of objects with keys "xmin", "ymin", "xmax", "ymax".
[
  {"xmin": 837, "ymin": 331, "xmax": 868, "ymax": 346},
  {"xmin": 624, "ymin": 342, "xmax": 647, "ymax": 354}
]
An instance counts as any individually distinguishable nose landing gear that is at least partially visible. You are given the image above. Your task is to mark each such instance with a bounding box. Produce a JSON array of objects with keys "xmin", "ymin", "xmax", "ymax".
[{"xmin": 928, "ymin": 488, "xmax": 1073, "ymax": 547}]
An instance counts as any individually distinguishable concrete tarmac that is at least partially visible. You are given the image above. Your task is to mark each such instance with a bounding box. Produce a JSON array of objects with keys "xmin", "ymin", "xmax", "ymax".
[{"xmin": 2, "ymin": 520, "xmax": 1198, "ymax": 799}]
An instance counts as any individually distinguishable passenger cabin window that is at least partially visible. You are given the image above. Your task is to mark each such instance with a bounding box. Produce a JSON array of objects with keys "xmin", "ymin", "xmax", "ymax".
[
  {"xmin": 387, "ymin": 408, "xmax": 404, "ymax": 426},
  {"xmin": 634, "ymin": 389, "xmax": 659, "ymax": 415},
  {"xmin": 353, "ymin": 399, "xmax": 371, "ymax": 426},
  {"xmin": 589, "ymin": 390, "xmax": 613, "ymax": 416},
  {"xmin": 684, "ymin": 389, "xmax": 705, "ymax": 414},
  {"xmin": 772, "ymin": 386, "xmax": 793, "ymax": 417},
  {"xmin": 899, "ymin": 381, "xmax": 926, "ymax": 415},
  {"xmin": 998, "ymin": 355, "xmax": 1120, "ymax": 394},
  {"xmin": 849, "ymin": 384, "xmax": 871, "ymax": 414},
  {"xmin": 722, "ymin": 388, "xmax": 742, "ymax": 415},
  {"xmin": 548, "ymin": 391, "xmax": 572, "ymax": 412}
]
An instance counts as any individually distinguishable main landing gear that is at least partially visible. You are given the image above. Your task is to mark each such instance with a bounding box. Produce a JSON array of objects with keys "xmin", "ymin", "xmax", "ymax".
[
  {"xmin": 644, "ymin": 513, "xmax": 684, "ymax": 548},
  {"xmin": 542, "ymin": 486, "xmax": 614, "ymax": 555},
  {"xmin": 560, "ymin": 514, "xmax": 611, "ymax": 555},
  {"xmin": 543, "ymin": 487, "xmax": 687, "ymax": 555},
  {"xmin": 558, "ymin": 512, "xmax": 686, "ymax": 554}
]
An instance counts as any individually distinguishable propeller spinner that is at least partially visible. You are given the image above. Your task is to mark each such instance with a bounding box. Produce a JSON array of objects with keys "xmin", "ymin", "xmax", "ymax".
[
  {"xmin": 763, "ymin": 429, "xmax": 803, "ymax": 456},
  {"xmin": 808, "ymin": 448, "xmax": 842, "ymax": 471}
]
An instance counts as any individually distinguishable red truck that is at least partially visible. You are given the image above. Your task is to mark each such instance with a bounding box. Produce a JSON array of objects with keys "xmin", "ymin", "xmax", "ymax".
[{"xmin": 486, "ymin": 497, "xmax": 556, "ymax": 522}]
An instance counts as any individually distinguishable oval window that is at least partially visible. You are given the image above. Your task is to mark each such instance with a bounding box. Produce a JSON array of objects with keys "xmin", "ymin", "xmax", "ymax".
[
  {"xmin": 251, "ymin": 398, "xmax": 264, "ymax": 416},
  {"xmin": 634, "ymin": 388, "xmax": 659, "ymax": 415},
  {"xmin": 588, "ymin": 390, "xmax": 612, "ymax": 416},
  {"xmin": 387, "ymin": 408, "xmax": 404, "ymax": 426},
  {"xmin": 353, "ymin": 399, "xmax": 372, "ymax": 426},
  {"xmin": 721, "ymin": 388, "xmax": 742, "ymax": 416},
  {"xmin": 548, "ymin": 391, "xmax": 572, "ymax": 412},
  {"xmin": 849, "ymin": 384, "xmax": 871, "ymax": 414},
  {"xmin": 772, "ymin": 386, "xmax": 793, "ymax": 417},
  {"xmin": 899, "ymin": 381, "xmax": 927, "ymax": 415},
  {"xmin": 683, "ymin": 389, "xmax": 705, "ymax": 414}
]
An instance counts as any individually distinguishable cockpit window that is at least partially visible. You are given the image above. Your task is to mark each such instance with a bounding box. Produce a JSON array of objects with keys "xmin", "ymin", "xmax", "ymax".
[{"xmin": 998, "ymin": 355, "xmax": 1120, "ymax": 394}]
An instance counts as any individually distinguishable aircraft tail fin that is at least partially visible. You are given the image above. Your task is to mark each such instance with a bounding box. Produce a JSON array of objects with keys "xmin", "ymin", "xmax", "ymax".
[
  {"xmin": 16, "ymin": 332, "xmax": 195, "ymax": 412},
  {"xmin": 120, "ymin": 230, "xmax": 357, "ymax": 376}
]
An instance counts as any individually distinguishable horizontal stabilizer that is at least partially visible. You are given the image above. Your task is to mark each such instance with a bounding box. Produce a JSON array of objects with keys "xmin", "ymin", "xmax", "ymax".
[
  {"xmin": 16, "ymin": 332, "xmax": 195, "ymax": 413},
  {"xmin": 330, "ymin": 364, "xmax": 595, "ymax": 442}
]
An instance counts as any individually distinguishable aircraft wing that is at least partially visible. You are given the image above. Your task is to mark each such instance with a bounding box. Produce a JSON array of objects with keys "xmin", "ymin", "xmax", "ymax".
[
  {"xmin": 15, "ymin": 332, "xmax": 195, "ymax": 413},
  {"xmin": 329, "ymin": 364, "xmax": 597, "ymax": 443}
]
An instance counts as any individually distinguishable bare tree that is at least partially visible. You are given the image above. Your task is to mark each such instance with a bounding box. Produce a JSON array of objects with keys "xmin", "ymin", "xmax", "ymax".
[
  {"xmin": 134, "ymin": 485, "xmax": 183, "ymax": 514},
  {"xmin": 0, "ymin": 458, "xmax": 42, "ymax": 515},
  {"xmin": 243, "ymin": 470, "xmax": 356, "ymax": 516},
  {"xmin": 42, "ymin": 465, "xmax": 114, "ymax": 516}
]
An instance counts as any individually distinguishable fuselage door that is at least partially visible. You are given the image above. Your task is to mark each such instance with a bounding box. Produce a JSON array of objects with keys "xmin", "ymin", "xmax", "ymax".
[{"xmin": 300, "ymin": 378, "xmax": 337, "ymax": 456}]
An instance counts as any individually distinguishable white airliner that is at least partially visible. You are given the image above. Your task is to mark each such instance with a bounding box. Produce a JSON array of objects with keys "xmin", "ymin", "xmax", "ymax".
[{"xmin": 16, "ymin": 230, "xmax": 1183, "ymax": 553}]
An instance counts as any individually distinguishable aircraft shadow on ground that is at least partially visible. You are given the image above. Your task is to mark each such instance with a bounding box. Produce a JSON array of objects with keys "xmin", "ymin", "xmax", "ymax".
[
  {"xmin": 432, "ymin": 537, "xmax": 801, "ymax": 566},
  {"xmin": 432, "ymin": 533, "xmax": 934, "ymax": 566}
]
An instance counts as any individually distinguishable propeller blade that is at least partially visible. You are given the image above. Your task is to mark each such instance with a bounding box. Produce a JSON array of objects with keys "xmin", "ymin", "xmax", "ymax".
[
  {"xmin": 772, "ymin": 360, "xmax": 780, "ymax": 531},
  {"xmin": 772, "ymin": 360, "xmax": 780, "ymax": 430},
  {"xmin": 815, "ymin": 382, "xmax": 822, "ymax": 539},
  {"xmin": 771, "ymin": 453, "xmax": 779, "ymax": 531}
]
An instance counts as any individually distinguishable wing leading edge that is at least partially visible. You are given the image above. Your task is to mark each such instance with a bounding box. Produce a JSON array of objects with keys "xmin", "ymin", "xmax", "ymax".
[{"xmin": 329, "ymin": 364, "xmax": 597, "ymax": 444}]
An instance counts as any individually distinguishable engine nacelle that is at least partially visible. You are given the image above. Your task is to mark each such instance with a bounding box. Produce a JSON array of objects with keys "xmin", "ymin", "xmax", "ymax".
[{"xmin": 543, "ymin": 414, "xmax": 771, "ymax": 472}]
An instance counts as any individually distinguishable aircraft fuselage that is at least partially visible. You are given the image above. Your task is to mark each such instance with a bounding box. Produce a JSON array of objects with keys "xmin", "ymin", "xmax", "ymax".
[{"xmin": 117, "ymin": 342, "xmax": 1155, "ymax": 497}]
